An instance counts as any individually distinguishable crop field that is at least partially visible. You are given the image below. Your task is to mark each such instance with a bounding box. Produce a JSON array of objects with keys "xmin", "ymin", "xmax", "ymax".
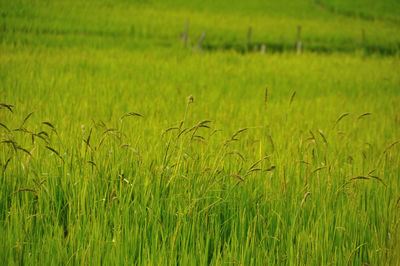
[{"xmin": 1, "ymin": 0, "xmax": 400, "ymax": 265}]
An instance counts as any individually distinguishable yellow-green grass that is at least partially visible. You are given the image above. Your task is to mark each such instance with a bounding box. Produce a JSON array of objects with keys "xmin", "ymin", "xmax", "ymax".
[
  {"xmin": 1, "ymin": 42, "xmax": 400, "ymax": 264},
  {"xmin": 1, "ymin": 0, "xmax": 400, "ymax": 54},
  {"xmin": 1, "ymin": 0, "xmax": 400, "ymax": 264}
]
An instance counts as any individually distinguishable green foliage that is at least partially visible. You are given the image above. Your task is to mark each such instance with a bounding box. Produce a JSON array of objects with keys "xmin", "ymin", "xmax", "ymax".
[
  {"xmin": 1, "ymin": 0, "xmax": 400, "ymax": 264},
  {"xmin": 1, "ymin": 0, "xmax": 400, "ymax": 54},
  {"xmin": 317, "ymin": 0, "xmax": 400, "ymax": 23}
]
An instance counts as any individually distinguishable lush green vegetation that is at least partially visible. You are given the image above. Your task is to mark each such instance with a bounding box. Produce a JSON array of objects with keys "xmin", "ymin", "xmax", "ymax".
[
  {"xmin": 1, "ymin": 0, "xmax": 400, "ymax": 265},
  {"xmin": 317, "ymin": 0, "xmax": 400, "ymax": 23},
  {"xmin": 2, "ymin": 0, "xmax": 400, "ymax": 54}
]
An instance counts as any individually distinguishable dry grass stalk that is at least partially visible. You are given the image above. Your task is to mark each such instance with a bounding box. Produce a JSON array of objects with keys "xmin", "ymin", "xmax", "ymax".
[{"xmin": 289, "ymin": 90, "xmax": 296, "ymax": 106}]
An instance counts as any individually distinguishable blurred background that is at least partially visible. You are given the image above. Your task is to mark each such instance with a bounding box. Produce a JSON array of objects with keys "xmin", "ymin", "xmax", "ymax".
[{"xmin": 2, "ymin": 0, "xmax": 400, "ymax": 54}]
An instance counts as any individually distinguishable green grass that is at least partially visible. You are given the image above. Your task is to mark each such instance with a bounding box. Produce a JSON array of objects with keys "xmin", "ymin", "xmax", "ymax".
[
  {"xmin": 316, "ymin": 0, "xmax": 400, "ymax": 23},
  {"xmin": 1, "ymin": 0, "xmax": 400, "ymax": 265},
  {"xmin": 1, "ymin": 0, "xmax": 400, "ymax": 54}
]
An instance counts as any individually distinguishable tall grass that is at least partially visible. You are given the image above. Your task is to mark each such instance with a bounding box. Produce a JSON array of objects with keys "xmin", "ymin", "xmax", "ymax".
[
  {"xmin": 1, "ymin": 0, "xmax": 400, "ymax": 264},
  {"xmin": 1, "ymin": 44, "xmax": 400, "ymax": 264}
]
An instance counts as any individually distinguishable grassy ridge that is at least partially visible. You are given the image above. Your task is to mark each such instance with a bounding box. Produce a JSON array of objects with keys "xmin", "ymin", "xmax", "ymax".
[{"xmin": 316, "ymin": 0, "xmax": 400, "ymax": 23}]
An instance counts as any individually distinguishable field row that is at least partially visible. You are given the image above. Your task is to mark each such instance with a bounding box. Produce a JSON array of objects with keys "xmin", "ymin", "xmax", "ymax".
[{"xmin": 1, "ymin": 0, "xmax": 400, "ymax": 54}]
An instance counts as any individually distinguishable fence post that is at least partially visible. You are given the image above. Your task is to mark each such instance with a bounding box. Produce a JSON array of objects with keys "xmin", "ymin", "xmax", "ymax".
[
  {"xmin": 361, "ymin": 28, "xmax": 366, "ymax": 48},
  {"xmin": 197, "ymin": 31, "xmax": 207, "ymax": 50},
  {"xmin": 247, "ymin": 26, "xmax": 252, "ymax": 52},
  {"xmin": 296, "ymin": 25, "xmax": 302, "ymax": 54},
  {"xmin": 183, "ymin": 19, "xmax": 189, "ymax": 48},
  {"xmin": 261, "ymin": 44, "xmax": 265, "ymax": 54}
]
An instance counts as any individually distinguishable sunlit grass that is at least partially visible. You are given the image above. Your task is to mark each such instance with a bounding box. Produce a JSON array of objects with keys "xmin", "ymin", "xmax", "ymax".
[{"xmin": 1, "ymin": 0, "xmax": 400, "ymax": 264}]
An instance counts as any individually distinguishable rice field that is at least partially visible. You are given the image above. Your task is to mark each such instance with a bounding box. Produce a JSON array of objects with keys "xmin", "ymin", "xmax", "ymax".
[{"xmin": 1, "ymin": 0, "xmax": 400, "ymax": 265}]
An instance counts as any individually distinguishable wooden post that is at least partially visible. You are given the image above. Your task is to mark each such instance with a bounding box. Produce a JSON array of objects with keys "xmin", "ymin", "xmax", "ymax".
[
  {"xmin": 183, "ymin": 19, "xmax": 189, "ymax": 48},
  {"xmin": 261, "ymin": 44, "xmax": 266, "ymax": 54},
  {"xmin": 253, "ymin": 44, "xmax": 258, "ymax": 52},
  {"xmin": 247, "ymin": 26, "xmax": 252, "ymax": 52},
  {"xmin": 198, "ymin": 31, "xmax": 207, "ymax": 50},
  {"xmin": 296, "ymin": 25, "xmax": 302, "ymax": 54},
  {"xmin": 361, "ymin": 28, "xmax": 366, "ymax": 48}
]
